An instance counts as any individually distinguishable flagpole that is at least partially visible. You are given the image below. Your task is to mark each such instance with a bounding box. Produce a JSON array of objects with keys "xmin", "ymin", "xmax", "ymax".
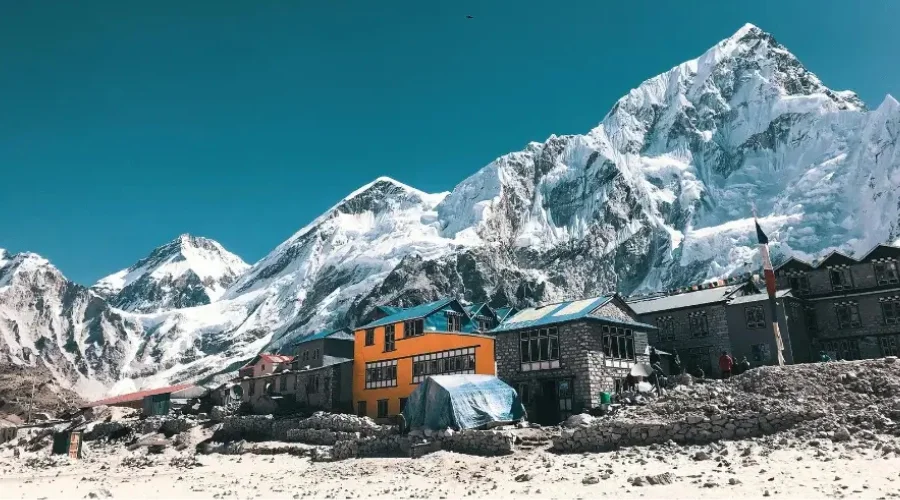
[{"xmin": 753, "ymin": 210, "xmax": 785, "ymax": 366}]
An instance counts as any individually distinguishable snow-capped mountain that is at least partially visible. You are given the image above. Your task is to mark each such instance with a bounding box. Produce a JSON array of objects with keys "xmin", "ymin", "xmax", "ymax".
[
  {"xmin": 93, "ymin": 234, "xmax": 249, "ymax": 313},
  {"xmin": 3, "ymin": 23, "xmax": 899, "ymax": 395},
  {"xmin": 0, "ymin": 249, "xmax": 143, "ymax": 396}
]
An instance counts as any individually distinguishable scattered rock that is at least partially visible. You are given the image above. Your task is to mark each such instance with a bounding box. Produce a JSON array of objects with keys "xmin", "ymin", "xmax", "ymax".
[{"xmin": 514, "ymin": 473, "xmax": 533, "ymax": 483}]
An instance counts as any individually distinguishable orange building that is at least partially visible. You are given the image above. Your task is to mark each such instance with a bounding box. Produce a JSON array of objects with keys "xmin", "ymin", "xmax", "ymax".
[{"xmin": 352, "ymin": 298, "xmax": 496, "ymax": 419}]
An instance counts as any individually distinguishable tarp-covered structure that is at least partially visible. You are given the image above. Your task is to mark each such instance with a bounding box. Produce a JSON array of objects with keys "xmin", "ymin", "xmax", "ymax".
[{"xmin": 402, "ymin": 374, "xmax": 525, "ymax": 430}]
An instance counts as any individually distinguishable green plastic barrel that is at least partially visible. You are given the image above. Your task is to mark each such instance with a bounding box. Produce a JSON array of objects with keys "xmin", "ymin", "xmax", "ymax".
[{"xmin": 600, "ymin": 392, "xmax": 612, "ymax": 405}]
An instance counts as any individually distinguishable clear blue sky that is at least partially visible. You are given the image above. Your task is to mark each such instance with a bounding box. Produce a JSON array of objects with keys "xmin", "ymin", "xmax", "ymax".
[{"xmin": 2, "ymin": 1, "xmax": 897, "ymax": 284}]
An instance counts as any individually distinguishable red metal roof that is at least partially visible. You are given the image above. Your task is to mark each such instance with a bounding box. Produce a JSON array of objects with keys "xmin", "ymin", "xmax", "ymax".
[
  {"xmin": 86, "ymin": 383, "xmax": 195, "ymax": 407},
  {"xmin": 260, "ymin": 354, "xmax": 294, "ymax": 364}
]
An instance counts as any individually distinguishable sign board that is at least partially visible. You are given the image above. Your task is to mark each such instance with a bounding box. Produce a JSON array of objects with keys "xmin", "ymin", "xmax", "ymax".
[{"xmin": 68, "ymin": 431, "xmax": 82, "ymax": 459}]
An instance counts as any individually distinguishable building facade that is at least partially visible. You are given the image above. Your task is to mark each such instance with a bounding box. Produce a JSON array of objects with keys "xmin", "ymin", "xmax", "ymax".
[
  {"xmin": 351, "ymin": 298, "xmax": 496, "ymax": 420},
  {"xmin": 492, "ymin": 295, "xmax": 652, "ymax": 425},
  {"xmin": 238, "ymin": 354, "xmax": 295, "ymax": 379},
  {"xmin": 286, "ymin": 329, "xmax": 355, "ymax": 369},
  {"xmin": 724, "ymin": 291, "xmax": 813, "ymax": 365},
  {"xmin": 240, "ymin": 359, "xmax": 353, "ymax": 414},
  {"xmin": 628, "ymin": 283, "xmax": 755, "ymax": 377},
  {"xmin": 775, "ymin": 244, "xmax": 900, "ymax": 360}
]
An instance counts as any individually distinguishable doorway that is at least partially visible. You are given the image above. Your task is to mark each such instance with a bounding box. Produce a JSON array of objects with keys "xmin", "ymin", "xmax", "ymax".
[{"xmin": 535, "ymin": 378, "xmax": 574, "ymax": 425}]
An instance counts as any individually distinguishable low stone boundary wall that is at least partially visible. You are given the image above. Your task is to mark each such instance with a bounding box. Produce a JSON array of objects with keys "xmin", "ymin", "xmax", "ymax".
[
  {"xmin": 285, "ymin": 428, "xmax": 360, "ymax": 445},
  {"xmin": 552, "ymin": 409, "xmax": 826, "ymax": 453},
  {"xmin": 220, "ymin": 412, "xmax": 397, "ymax": 444},
  {"xmin": 442, "ymin": 429, "xmax": 515, "ymax": 456}
]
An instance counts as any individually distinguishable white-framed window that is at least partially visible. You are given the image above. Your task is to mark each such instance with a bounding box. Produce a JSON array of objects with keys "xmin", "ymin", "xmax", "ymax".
[
  {"xmin": 411, "ymin": 347, "xmax": 476, "ymax": 383},
  {"xmin": 365, "ymin": 360, "xmax": 398, "ymax": 389},
  {"xmin": 447, "ymin": 313, "xmax": 462, "ymax": 332},
  {"xmin": 745, "ymin": 305, "xmax": 766, "ymax": 329},
  {"xmin": 689, "ymin": 312, "xmax": 709, "ymax": 337},
  {"xmin": 656, "ymin": 316, "xmax": 675, "ymax": 342},
  {"xmin": 404, "ymin": 319, "xmax": 424, "ymax": 337},
  {"xmin": 601, "ymin": 325, "xmax": 635, "ymax": 360},
  {"xmin": 835, "ymin": 302, "xmax": 861, "ymax": 329},
  {"xmin": 830, "ymin": 267, "xmax": 854, "ymax": 291},
  {"xmin": 882, "ymin": 300, "xmax": 900, "ymax": 325},
  {"xmin": 519, "ymin": 327, "xmax": 560, "ymax": 371},
  {"xmin": 384, "ymin": 324, "xmax": 396, "ymax": 352},
  {"xmin": 875, "ymin": 260, "xmax": 900, "ymax": 285},
  {"xmin": 788, "ymin": 273, "xmax": 811, "ymax": 295}
]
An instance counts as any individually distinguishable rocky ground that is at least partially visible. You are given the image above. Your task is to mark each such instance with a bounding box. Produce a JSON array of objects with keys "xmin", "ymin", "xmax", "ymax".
[
  {"xmin": 3, "ymin": 358, "xmax": 900, "ymax": 499},
  {"xmin": 0, "ymin": 362, "xmax": 82, "ymax": 420}
]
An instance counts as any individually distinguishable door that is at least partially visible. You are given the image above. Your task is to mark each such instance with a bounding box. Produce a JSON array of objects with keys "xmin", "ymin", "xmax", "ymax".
[
  {"xmin": 356, "ymin": 400, "xmax": 367, "ymax": 417},
  {"xmin": 556, "ymin": 379, "xmax": 573, "ymax": 421},
  {"xmin": 536, "ymin": 380, "xmax": 558, "ymax": 425}
]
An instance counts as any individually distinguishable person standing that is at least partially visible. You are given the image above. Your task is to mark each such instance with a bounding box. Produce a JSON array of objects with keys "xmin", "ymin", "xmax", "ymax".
[
  {"xmin": 738, "ymin": 356, "xmax": 751, "ymax": 374},
  {"xmin": 649, "ymin": 347, "xmax": 661, "ymax": 366},
  {"xmin": 718, "ymin": 351, "xmax": 734, "ymax": 379},
  {"xmin": 672, "ymin": 350, "xmax": 683, "ymax": 375}
]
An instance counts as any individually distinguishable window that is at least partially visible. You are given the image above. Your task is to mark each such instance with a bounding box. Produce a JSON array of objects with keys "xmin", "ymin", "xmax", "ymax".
[
  {"xmin": 399, "ymin": 398, "xmax": 408, "ymax": 412},
  {"xmin": 365, "ymin": 328, "xmax": 375, "ymax": 346},
  {"xmin": 302, "ymin": 351, "xmax": 309, "ymax": 361},
  {"xmin": 835, "ymin": 302, "xmax": 861, "ymax": 329},
  {"xmin": 356, "ymin": 401, "xmax": 367, "ymax": 417},
  {"xmin": 476, "ymin": 317, "xmax": 494, "ymax": 331},
  {"xmin": 656, "ymin": 316, "xmax": 675, "ymax": 342},
  {"xmin": 882, "ymin": 300, "xmax": 900, "ymax": 325},
  {"xmin": 364, "ymin": 360, "xmax": 398, "ymax": 389},
  {"xmin": 384, "ymin": 324, "xmax": 396, "ymax": 352},
  {"xmin": 821, "ymin": 339, "xmax": 860, "ymax": 361},
  {"xmin": 279, "ymin": 374, "xmax": 288, "ymax": 392},
  {"xmin": 447, "ymin": 313, "xmax": 462, "ymax": 332},
  {"xmin": 248, "ymin": 379, "xmax": 256, "ymax": 396},
  {"xmin": 788, "ymin": 273, "xmax": 811, "ymax": 295},
  {"xmin": 805, "ymin": 307, "xmax": 819, "ymax": 335},
  {"xmin": 308, "ymin": 375, "xmax": 319, "ymax": 394},
  {"xmin": 519, "ymin": 327, "xmax": 560, "ymax": 371},
  {"xmin": 874, "ymin": 260, "xmax": 900, "ymax": 285},
  {"xmin": 880, "ymin": 335, "xmax": 900, "ymax": 357},
  {"xmin": 830, "ymin": 267, "xmax": 854, "ymax": 291},
  {"xmin": 377, "ymin": 399, "xmax": 389, "ymax": 418},
  {"xmin": 689, "ymin": 312, "xmax": 709, "ymax": 337},
  {"xmin": 404, "ymin": 319, "xmax": 424, "ymax": 337},
  {"xmin": 261, "ymin": 364, "xmax": 265, "ymax": 371},
  {"xmin": 313, "ymin": 349, "xmax": 319, "ymax": 359},
  {"xmin": 751, "ymin": 343, "xmax": 771, "ymax": 362},
  {"xmin": 745, "ymin": 305, "xmax": 766, "ymax": 329},
  {"xmin": 517, "ymin": 383, "xmax": 531, "ymax": 405},
  {"xmin": 601, "ymin": 325, "xmax": 635, "ymax": 360},
  {"xmin": 412, "ymin": 347, "xmax": 477, "ymax": 383}
]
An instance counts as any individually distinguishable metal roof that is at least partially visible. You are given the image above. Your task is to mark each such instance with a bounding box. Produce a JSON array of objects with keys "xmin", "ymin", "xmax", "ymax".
[
  {"xmin": 626, "ymin": 285, "xmax": 742, "ymax": 315},
  {"xmin": 464, "ymin": 302, "xmax": 488, "ymax": 316},
  {"xmin": 358, "ymin": 298, "xmax": 456, "ymax": 329},
  {"xmin": 290, "ymin": 328, "xmax": 353, "ymax": 346},
  {"xmin": 727, "ymin": 290, "xmax": 792, "ymax": 305},
  {"xmin": 86, "ymin": 383, "xmax": 195, "ymax": 407},
  {"xmin": 494, "ymin": 307, "xmax": 516, "ymax": 321},
  {"xmin": 491, "ymin": 295, "xmax": 617, "ymax": 333}
]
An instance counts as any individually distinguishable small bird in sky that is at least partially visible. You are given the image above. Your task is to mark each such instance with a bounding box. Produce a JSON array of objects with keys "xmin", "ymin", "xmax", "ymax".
[{"xmin": 466, "ymin": 15, "xmax": 475, "ymax": 19}]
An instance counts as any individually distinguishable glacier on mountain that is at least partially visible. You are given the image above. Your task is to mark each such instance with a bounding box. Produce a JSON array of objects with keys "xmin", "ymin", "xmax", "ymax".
[{"xmin": 2, "ymin": 23, "xmax": 899, "ymax": 396}]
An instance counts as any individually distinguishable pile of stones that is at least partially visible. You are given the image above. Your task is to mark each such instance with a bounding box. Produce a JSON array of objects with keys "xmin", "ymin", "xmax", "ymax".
[{"xmin": 554, "ymin": 358, "xmax": 900, "ymax": 453}]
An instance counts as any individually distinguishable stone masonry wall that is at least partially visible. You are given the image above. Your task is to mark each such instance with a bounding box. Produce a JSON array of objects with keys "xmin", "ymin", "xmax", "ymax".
[
  {"xmin": 639, "ymin": 304, "xmax": 731, "ymax": 376},
  {"xmin": 553, "ymin": 408, "xmax": 825, "ymax": 453}
]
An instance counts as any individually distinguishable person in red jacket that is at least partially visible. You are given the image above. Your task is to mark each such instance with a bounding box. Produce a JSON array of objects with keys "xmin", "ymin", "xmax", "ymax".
[{"xmin": 718, "ymin": 351, "xmax": 734, "ymax": 379}]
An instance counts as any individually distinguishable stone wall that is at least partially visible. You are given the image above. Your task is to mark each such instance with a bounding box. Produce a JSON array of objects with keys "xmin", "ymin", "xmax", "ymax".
[
  {"xmin": 640, "ymin": 304, "xmax": 731, "ymax": 376},
  {"xmin": 553, "ymin": 408, "xmax": 824, "ymax": 453},
  {"xmin": 441, "ymin": 429, "xmax": 515, "ymax": 456}
]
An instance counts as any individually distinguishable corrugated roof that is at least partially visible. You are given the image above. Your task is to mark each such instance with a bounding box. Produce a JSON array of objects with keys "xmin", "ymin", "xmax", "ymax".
[
  {"xmin": 627, "ymin": 285, "xmax": 741, "ymax": 315},
  {"xmin": 358, "ymin": 298, "xmax": 456, "ymax": 329},
  {"xmin": 494, "ymin": 307, "xmax": 515, "ymax": 321},
  {"xmin": 291, "ymin": 329, "xmax": 353, "ymax": 346},
  {"xmin": 86, "ymin": 383, "xmax": 195, "ymax": 407},
  {"xmin": 491, "ymin": 295, "xmax": 615, "ymax": 333},
  {"xmin": 727, "ymin": 290, "xmax": 792, "ymax": 305},
  {"xmin": 464, "ymin": 302, "xmax": 488, "ymax": 316}
]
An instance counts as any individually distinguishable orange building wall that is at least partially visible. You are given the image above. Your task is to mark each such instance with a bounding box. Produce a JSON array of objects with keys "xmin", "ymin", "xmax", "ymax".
[{"xmin": 352, "ymin": 321, "xmax": 496, "ymax": 419}]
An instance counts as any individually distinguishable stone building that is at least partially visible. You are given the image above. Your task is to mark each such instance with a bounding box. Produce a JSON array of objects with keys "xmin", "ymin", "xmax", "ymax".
[
  {"xmin": 775, "ymin": 244, "xmax": 900, "ymax": 360},
  {"xmin": 627, "ymin": 282, "xmax": 757, "ymax": 377},
  {"xmin": 285, "ymin": 329, "xmax": 355, "ymax": 369},
  {"xmin": 491, "ymin": 295, "xmax": 653, "ymax": 425},
  {"xmin": 240, "ymin": 358, "xmax": 353, "ymax": 415},
  {"xmin": 724, "ymin": 291, "xmax": 813, "ymax": 365}
]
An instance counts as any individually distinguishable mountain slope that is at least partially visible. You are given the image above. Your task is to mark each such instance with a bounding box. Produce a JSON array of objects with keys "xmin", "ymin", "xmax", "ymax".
[
  {"xmin": 0, "ymin": 249, "xmax": 143, "ymax": 397},
  {"xmin": 93, "ymin": 234, "xmax": 249, "ymax": 313},
  {"xmin": 3, "ymin": 23, "xmax": 899, "ymax": 395}
]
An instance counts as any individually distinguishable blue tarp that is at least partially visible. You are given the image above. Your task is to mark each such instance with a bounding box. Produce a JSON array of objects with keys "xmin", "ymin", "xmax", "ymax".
[{"xmin": 402, "ymin": 374, "xmax": 526, "ymax": 431}]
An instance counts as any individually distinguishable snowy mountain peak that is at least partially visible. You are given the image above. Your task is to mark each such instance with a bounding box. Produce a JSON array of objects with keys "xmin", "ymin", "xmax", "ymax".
[{"xmin": 92, "ymin": 235, "xmax": 249, "ymax": 313}]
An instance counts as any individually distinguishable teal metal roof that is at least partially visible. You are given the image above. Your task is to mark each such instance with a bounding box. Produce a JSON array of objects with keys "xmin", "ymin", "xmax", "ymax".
[
  {"xmin": 494, "ymin": 307, "xmax": 515, "ymax": 321},
  {"xmin": 359, "ymin": 298, "xmax": 456, "ymax": 329},
  {"xmin": 377, "ymin": 305, "xmax": 405, "ymax": 316},
  {"xmin": 290, "ymin": 328, "xmax": 353, "ymax": 346},
  {"xmin": 492, "ymin": 296, "xmax": 614, "ymax": 333},
  {"xmin": 464, "ymin": 302, "xmax": 488, "ymax": 316}
]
